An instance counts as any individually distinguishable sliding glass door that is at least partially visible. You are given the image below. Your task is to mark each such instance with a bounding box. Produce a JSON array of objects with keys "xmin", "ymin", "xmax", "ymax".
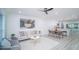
[{"xmin": 0, "ymin": 15, "xmax": 3, "ymax": 42}]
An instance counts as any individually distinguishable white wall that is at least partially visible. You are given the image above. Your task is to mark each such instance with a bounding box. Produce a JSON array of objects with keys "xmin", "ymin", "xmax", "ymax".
[
  {"xmin": 6, "ymin": 14, "xmax": 57, "ymax": 38},
  {"xmin": 6, "ymin": 14, "xmax": 20, "ymax": 38}
]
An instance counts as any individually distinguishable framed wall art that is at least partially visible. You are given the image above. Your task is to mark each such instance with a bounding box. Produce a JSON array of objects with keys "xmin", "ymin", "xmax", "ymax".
[{"xmin": 20, "ymin": 18, "xmax": 35, "ymax": 29}]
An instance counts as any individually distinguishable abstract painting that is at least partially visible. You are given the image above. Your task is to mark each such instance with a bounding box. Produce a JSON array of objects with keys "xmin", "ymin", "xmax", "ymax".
[{"xmin": 20, "ymin": 18, "xmax": 35, "ymax": 29}]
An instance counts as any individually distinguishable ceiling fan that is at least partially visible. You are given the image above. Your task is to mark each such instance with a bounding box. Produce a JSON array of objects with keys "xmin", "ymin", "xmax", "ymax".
[{"xmin": 40, "ymin": 8, "xmax": 54, "ymax": 14}]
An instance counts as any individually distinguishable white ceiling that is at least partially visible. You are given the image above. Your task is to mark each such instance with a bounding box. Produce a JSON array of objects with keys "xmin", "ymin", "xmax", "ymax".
[{"xmin": 3, "ymin": 8, "xmax": 79, "ymax": 20}]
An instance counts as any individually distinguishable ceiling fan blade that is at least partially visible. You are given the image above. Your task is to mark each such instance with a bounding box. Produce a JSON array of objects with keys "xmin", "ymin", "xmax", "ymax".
[
  {"xmin": 45, "ymin": 11, "xmax": 48, "ymax": 14},
  {"xmin": 47, "ymin": 8, "xmax": 54, "ymax": 11},
  {"xmin": 38, "ymin": 8, "xmax": 53, "ymax": 15}
]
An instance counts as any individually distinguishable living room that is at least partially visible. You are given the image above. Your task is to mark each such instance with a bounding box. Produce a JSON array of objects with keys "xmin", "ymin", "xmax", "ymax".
[{"xmin": 0, "ymin": 8, "xmax": 79, "ymax": 50}]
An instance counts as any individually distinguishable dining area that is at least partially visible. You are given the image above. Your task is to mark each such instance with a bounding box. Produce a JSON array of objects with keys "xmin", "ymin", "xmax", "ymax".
[{"xmin": 48, "ymin": 23, "xmax": 67, "ymax": 38}]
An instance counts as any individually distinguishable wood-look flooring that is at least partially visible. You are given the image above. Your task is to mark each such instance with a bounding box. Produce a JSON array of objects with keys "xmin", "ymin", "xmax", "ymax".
[
  {"xmin": 46, "ymin": 35, "xmax": 79, "ymax": 50},
  {"xmin": 20, "ymin": 34, "xmax": 79, "ymax": 50}
]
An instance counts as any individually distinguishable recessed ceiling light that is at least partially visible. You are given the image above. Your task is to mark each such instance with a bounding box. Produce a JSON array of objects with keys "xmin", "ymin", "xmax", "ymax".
[{"xmin": 18, "ymin": 10, "xmax": 22, "ymax": 14}]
